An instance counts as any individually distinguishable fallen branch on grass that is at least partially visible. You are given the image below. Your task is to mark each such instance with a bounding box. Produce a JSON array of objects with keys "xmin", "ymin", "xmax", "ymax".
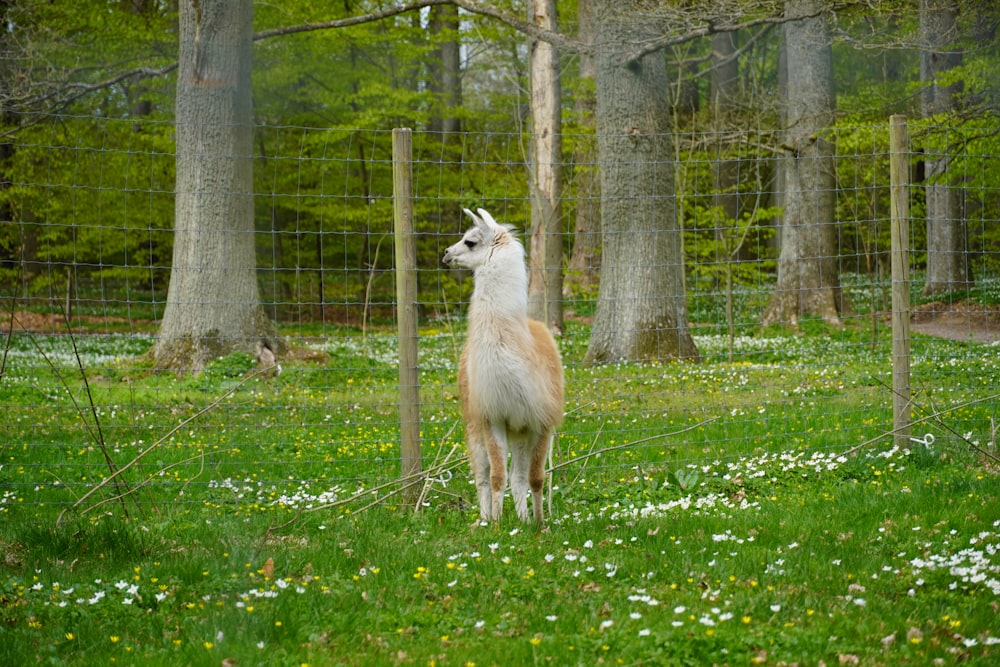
[
  {"xmin": 75, "ymin": 447, "xmax": 239, "ymax": 518},
  {"xmin": 58, "ymin": 367, "xmax": 275, "ymax": 525},
  {"xmin": 303, "ymin": 449, "xmax": 468, "ymax": 515}
]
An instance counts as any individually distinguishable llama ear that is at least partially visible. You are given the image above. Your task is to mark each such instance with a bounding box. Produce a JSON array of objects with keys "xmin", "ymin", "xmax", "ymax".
[
  {"xmin": 462, "ymin": 208, "xmax": 481, "ymax": 225},
  {"xmin": 476, "ymin": 208, "xmax": 499, "ymax": 229},
  {"xmin": 464, "ymin": 207, "xmax": 496, "ymax": 238}
]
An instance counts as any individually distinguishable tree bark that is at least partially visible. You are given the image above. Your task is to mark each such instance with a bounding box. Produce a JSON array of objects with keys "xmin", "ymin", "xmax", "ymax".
[
  {"xmin": 427, "ymin": 3, "xmax": 462, "ymax": 136},
  {"xmin": 527, "ymin": 0, "xmax": 563, "ymax": 332},
  {"xmin": 920, "ymin": 0, "xmax": 972, "ymax": 297},
  {"xmin": 152, "ymin": 0, "xmax": 281, "ymax": 374},
  {"xmin": 710, "ymin": 31, "xmax": 741, "ymax": 226},
  {"xmin": 585, "ymin": 0, "xmax": 698, "ymax": 363},
  {"xmin": 564, "ymin": 0, "xmax": 600, "ymax": 296},
  {"xmin": 710, "ymin": 32, "xmax": 740, "ymax": 113},
  {"xmin": 762, "ymin": 0, "xmax": 846, "ymax": 328}
]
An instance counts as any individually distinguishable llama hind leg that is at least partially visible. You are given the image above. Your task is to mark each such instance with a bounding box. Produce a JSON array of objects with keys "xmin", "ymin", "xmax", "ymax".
[{"xmin": 528, "ymin": 432, "xmax": 553, "ymax": 525}]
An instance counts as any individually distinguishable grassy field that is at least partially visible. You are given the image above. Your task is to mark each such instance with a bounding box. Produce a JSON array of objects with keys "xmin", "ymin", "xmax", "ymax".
[
  {"xmin": 2, "ymin": 284, "xmax": 999, "ymax": 665},
  {"xmin": 2, "ymin": 435, "xmax": 999, "ymax": 665}
]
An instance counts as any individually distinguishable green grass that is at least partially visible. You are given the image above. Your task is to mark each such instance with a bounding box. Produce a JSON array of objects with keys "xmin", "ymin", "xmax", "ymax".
[
  {"xmin": 2, "ymin": 444, "xmax": 999, "ymax": 665},
  {"xmin": 2, "ymin": 280, "xmax": 999, "ymax": 665}
]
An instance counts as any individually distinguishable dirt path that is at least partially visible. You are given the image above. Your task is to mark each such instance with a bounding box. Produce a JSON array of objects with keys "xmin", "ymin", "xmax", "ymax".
[
  {"xmin": 911, "ymin": 302, "xmax": 1000, "ymax": 344},
  {"xmin": 1, "ymin": 310, "xmax": 146, "ymax": 334}
]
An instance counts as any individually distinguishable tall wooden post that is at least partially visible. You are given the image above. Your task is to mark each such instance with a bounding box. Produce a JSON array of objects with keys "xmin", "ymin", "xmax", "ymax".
[
  {"xmin": 527, "ymin": 0, "xmax": 563, "ymax": 332},
  {"xmin": 889, "ymin": 115, "xmax": 911, "ymax": 447},
  {"xmin": 393, "ymin": 128, "xmax": 421, "ymax": 503}
]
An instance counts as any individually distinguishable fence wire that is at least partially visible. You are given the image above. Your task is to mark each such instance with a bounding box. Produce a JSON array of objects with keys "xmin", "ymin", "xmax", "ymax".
[{"xmin": 1, "ymin": 116, "xmax": 998, "ymax": 515}]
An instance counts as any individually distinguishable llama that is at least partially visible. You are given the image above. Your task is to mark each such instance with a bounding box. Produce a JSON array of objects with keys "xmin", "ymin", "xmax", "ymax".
[{"xmin": 443, "ymin": 208, "xmax": 564, "ymax": 525}]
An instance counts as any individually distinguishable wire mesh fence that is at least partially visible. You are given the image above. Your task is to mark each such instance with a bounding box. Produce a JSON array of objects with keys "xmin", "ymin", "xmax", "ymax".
[{"xmin": 2, "ymin": 114, "xmax": 998, "ymax": 517}]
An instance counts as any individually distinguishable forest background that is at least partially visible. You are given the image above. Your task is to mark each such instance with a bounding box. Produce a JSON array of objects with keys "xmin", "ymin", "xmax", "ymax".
[{"xmin": 2, "ymin": 0, "xmax": 998, "ymax": 373}]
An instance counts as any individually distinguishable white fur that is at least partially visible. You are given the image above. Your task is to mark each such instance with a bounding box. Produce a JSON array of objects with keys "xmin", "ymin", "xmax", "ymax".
[{"xmin": 443, "ymin": 208, "xmax": 564, "ymax": 524}]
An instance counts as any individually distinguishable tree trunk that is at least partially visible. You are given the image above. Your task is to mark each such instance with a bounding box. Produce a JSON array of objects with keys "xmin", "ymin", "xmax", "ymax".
[
  {"xmin": 920, "ymin": 0, "xmax": 972, "ymax": 296},
  {"xmin": 527, "ymin": 0, "xmax": 563, "ymax": 332},
  {"xmin": 427, "ymin": 4, "xmax": 462, "ymax": 136},
  {"xmin": 762, "ymin": 0, "xmax": 845, "ymax": 329},
  {"xmin": 564, "ymin": 0, "xmax": 600, "ymax": 296},
  {"xmin": 585, "ymin": 0, "xmax": 698, "ymax": 363},
  {"xmin": 767, "ymin": 30, "xmax": 788, "ymax": 258},
  {"xmin": 152, "ymin": 0, "xmax": 280, "ymax": 374},
  {"xmin": 711, "ymin": 31, "xmax": 744, "ymax": 359},
  {"xmin": 710, "ymin": 32, "xmax": 740, "ymax": 114},
  {"xmin": 710, "ymin": 31, "xmax": 741, "ymax": 226}
]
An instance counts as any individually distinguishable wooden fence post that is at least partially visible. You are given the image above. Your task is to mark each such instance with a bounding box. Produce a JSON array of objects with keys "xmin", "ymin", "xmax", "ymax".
[
  {"xmin": 889, "ymin": 114, "xmax": 911, "ymax": 447},
  {"xmin": 393, "ymin": 128, "xmax": 421, "ymax": 503}
]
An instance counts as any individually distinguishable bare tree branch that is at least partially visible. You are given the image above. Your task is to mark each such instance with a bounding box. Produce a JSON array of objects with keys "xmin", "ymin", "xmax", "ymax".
[
  {"xmin": 0, "ymin": 61, "xmax": 178, "ymax": 140},
  {"xmin": 671, "ymin": 25, "xmax": 775, "ymax": 75},
  {"xmin": 449, "ymin": 0, "xmax": 586, "ymax": 53},
  {"xmin": 31, "ymin": 63, "xmax": 178, "ymax": 112},
  {"xmin": 252, "ymin": 0, "xmax": 452, "ymax": 41},
  {"xmin": 253, "ymin": 0, "xmax": 587, "ymax": 54},
  {"xmin": 621, "ymin": 9, "xmax": 824, "ymax": 66}
]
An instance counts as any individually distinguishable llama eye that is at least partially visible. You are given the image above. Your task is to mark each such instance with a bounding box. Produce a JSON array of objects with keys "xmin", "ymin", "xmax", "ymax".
[{"xmin": 464, "ymin": 240, "xmax": 477, "ymax": 249}]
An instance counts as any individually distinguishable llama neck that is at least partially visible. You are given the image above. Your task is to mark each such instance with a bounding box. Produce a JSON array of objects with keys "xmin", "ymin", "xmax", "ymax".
[{"xmin": 470, "ymin": 250, "xmax": 528, "ymax": 323}]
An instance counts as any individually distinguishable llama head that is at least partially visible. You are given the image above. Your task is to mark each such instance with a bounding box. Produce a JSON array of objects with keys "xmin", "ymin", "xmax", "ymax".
[{"xmin": 442, "ymin": 208, "xmax": 521, "ymax": 271}]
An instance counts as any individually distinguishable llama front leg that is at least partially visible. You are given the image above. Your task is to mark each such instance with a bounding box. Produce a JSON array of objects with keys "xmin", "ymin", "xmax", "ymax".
[
  {"xmin": 467, "ymin": 437, "xmax": 494, "ymax": 523},
  {"xmin": 509, "ymin": 440, "xmax": 532, "ymax": 523},
  {"xmin": 486, "ymin": 424, "xmax": 509, "ymax": 522}
]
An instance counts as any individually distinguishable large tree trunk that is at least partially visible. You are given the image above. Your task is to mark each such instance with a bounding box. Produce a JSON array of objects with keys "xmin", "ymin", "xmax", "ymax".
[
  {"xmin": 564, "ymin": 0, "xmax": 600, "ymax": 296},
  {"xmin": 920, "ymin": 0, "xmax": 972, "ymax": 297},
  {"xmin": 762, "ymin": 0, "xmax": 845, "ymax": 328},
  {"xmin": 585, "ymin": 0, "xmax": 698, "ymax": 363},
  {"xmin": 152, "ymin": 0, "xmax": 280, "ymax": 374},
  {"xmin": 527, "ymin": 0, "xmax": 563, "ymax": 332}
]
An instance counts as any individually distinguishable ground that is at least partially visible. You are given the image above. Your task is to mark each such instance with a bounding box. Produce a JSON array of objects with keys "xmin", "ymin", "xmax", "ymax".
[
  {"xmin": 2, "ymin": 311, "xmax": 143, "ymax": 334},
  {"xmin": 911, "ymin": 301, "xmax": 1000, "ymax": 343}
]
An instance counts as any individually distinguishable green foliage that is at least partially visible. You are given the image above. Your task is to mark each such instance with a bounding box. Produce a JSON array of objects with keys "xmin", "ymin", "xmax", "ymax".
[
  {"xmin": 910, "ymin": 120, "xmax": 1000, "ymax": 277},
  {"xmin": 251, "ymin": 127, "xmax": 534, "ymax": 320},
  {"xmin": 665, "ymin": 466, "xmax": 700, "ymax": 492},
  {"xmin": 675, "ymin": 133, "xmax": 780, "ymax": 292},
  {"xmin": 1, "ymin": 117, "xmax": 176, "ymax": 295},
  {"xmin": 0, "ymin": 0, "xmax": 178, "ymax": 297}
]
